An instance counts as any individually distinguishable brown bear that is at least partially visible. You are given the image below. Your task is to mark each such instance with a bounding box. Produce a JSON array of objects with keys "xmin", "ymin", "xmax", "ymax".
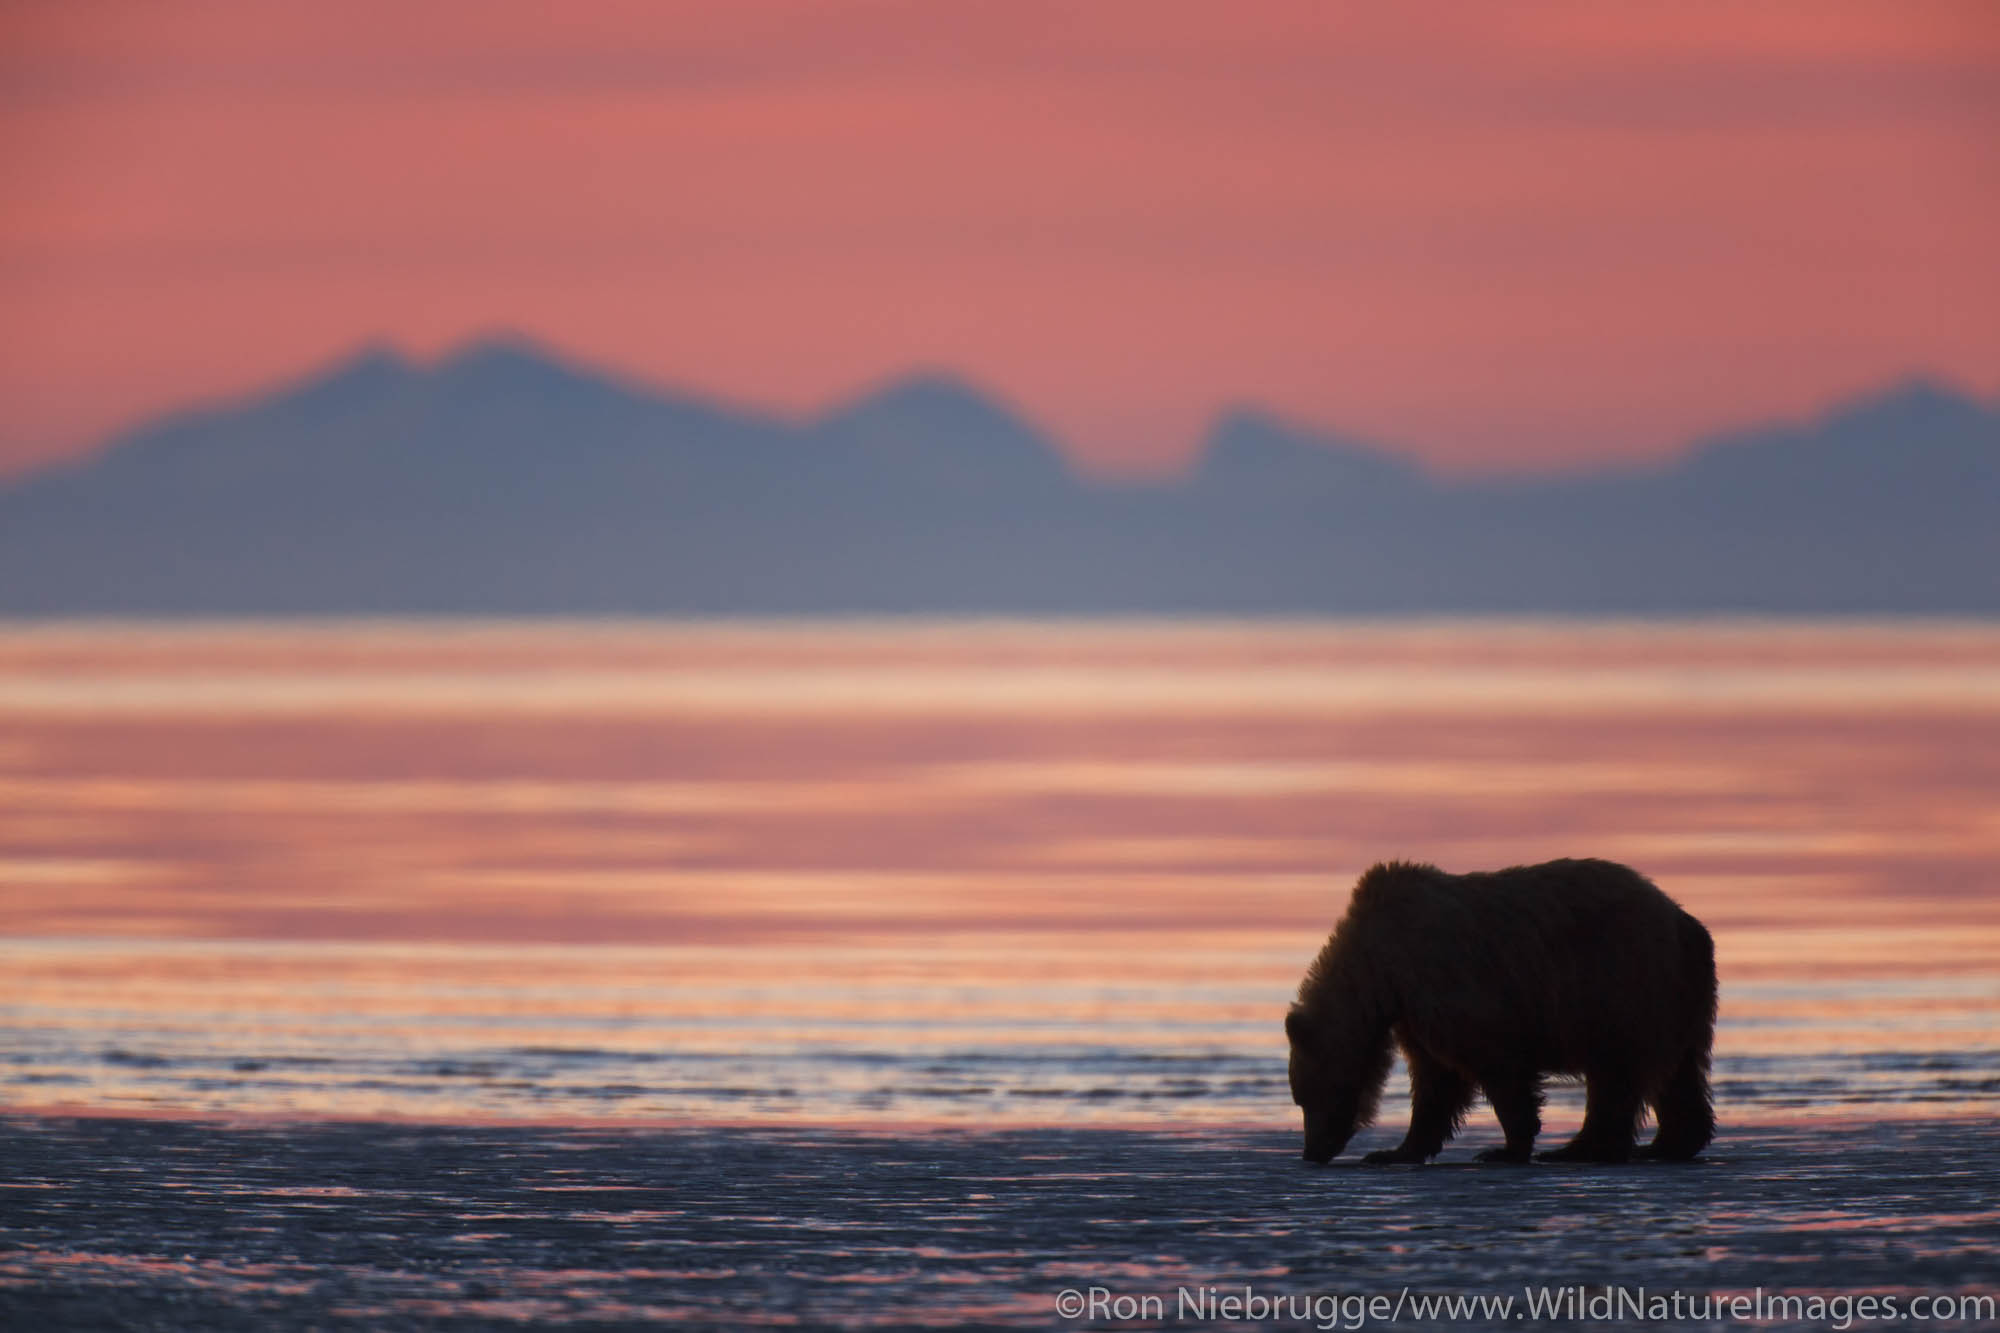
[{"xmin": 1286, "ymin": 858, "xmax": 1715, "ymax": 1165}]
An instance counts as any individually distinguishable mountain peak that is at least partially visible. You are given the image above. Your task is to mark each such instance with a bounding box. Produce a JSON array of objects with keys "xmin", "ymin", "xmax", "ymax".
[
  {"xmin": 437, "ymin": 331, "xmax": 558, "ymax": 370},
  {"xmin": 267, "ymin": 341, "xmax": 414, "ymax": 417},
  {"xmin": 828, "ymin": 369, "xmax": 1025, "ymax": 425},
  {"xmin": 431, "ymin": 332, "xmax": 587, "ymax": 385},
  {"xmin": 819, "ymin": 369, "xmax": 1070, "ymax": 485},
  {"xmin": 1678, "ymin": 373, "xmax": 1997, "ymax": 492},
  {"xmin": 1823, "ymin": 375, "xmax": 1989, "ymax": 436},
  {"xmin": 305, "ymin": 340, "xmax": 411, "ymax": 383},
  {"xmin": 339, "ymin": 340, "xmax": 412, "ymax": 376},
  {"xmin": 419, "ymin": 334, "xmax": 684, "ymax": 425},
  {"xmin": 1195, "ymin": 405, "xmax": 1423, "ymax": 495}
]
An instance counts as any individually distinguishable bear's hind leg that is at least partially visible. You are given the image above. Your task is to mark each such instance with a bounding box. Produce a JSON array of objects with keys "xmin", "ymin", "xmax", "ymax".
[
  {"xmin": 1363, "ymin": 1048, "xmax": 1474, "ymax": 1164},
  {"xmin": 1639, "ymin": 1046, "xmax": 1714, "ymax": 1161},
  {"xmin": 1538, "ymin": 1070, "xmax": 1642, "ymax": 1163},
  {"xmin": 1474, "ymin": 1071, "xmax": 1542, "ymax": 1163}
]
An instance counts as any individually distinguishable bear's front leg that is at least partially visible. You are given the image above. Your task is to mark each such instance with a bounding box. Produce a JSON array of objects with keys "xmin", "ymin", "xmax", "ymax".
[
  {"xmin": 1474, "ymin": 1071, "xmax": 1542, "ymax": 1163},
  {"xmin": 1363, "ymin": 1048, "xmax": 1474, "ymax": 1164},
  {"xmin": 1537, "ymin": 1069, "xmax": 1642, "ymax": 1163}
]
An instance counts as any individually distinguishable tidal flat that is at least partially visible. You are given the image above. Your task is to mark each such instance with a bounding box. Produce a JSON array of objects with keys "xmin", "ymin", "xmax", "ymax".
[{"xmin": 3, "ymin": 1115, "xmax": 1996, "ymax": 1330}]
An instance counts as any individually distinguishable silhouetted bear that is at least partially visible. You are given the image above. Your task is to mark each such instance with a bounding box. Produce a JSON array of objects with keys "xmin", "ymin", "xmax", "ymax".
[{"xmin": 1286, "ymin": 858, "xmax": 1715, "ymax": 1164}]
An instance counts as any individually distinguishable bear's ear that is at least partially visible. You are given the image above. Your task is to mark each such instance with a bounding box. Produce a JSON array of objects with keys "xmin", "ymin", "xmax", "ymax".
[{"xmin": 1284, "ymin": 1006, "xmax": 1312, "ymax": 1045}]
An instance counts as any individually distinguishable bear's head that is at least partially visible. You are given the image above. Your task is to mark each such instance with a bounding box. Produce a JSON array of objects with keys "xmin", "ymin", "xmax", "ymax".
[{"xmin": 1284, "ymin": 1003, "xmax": 1385, "ymax": 1164}]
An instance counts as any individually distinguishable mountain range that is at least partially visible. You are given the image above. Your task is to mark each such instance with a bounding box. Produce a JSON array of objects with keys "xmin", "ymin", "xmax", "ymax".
[{"xmin": 2, "ymin": 337, "xmax": 1995, "ymax": 614}]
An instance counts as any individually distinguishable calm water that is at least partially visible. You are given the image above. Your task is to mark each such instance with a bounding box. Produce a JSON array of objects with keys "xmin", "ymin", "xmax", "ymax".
[{"xmin": 2, "ymin": 620, "xmax": 1998, "ymax": 1133}]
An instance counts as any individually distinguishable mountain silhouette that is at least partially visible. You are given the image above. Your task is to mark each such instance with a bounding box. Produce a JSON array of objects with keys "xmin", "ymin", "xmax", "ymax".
[
  {"xmin": 1, "ymin": 338, "xmax": 1994, "ymax": 614},
  {"xmin": 817, "ymin": 372, "xmax": 1072, "ymax": 498},
  {"xmin": 1193, "ymin": 408, "xmax": 1427, "ymax": 506}
]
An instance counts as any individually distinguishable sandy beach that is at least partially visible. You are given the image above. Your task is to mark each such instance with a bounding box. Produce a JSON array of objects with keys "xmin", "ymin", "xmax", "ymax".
[{"xmin": 3, "ymin": 1114, "xmax": 1995, "ymax": 1329}]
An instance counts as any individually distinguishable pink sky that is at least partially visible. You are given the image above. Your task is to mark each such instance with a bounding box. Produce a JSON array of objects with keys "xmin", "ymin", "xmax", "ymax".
[{"xmin": 2, "ymin": 0, "xmax": 1995, "ymax": 479}]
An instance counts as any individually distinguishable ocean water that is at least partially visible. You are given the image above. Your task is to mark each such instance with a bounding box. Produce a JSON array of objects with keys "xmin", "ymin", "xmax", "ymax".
[{"xmin": 2, "ymin": 620, "xmax": 1996, "ymax": 1136}]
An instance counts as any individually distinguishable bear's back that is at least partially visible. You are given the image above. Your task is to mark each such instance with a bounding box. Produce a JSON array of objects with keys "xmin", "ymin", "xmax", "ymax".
[{"xmin": 1337, "ymin": 858, "xmax": 1706, "ymax": 1068}]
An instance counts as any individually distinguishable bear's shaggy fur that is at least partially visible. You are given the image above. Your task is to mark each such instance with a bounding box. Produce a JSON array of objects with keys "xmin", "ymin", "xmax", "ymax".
[{"xmin": 1286, "ymin": 858, "xmax": 1715, "ymax": 1165}]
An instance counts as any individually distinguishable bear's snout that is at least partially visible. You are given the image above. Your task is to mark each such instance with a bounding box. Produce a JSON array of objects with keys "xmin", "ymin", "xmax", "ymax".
[{"xmin": 1299, "ymin": 1108, "xmax": 1347, "ymax": 1164}]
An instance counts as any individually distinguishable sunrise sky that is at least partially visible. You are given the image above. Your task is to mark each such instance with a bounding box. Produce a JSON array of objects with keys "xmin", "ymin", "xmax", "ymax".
[{"xmin": 2, "ymin": 0, "xmax": 1994, "ymax": 479}]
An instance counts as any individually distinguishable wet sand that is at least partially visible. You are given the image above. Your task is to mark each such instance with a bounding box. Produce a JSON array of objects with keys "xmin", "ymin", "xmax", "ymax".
[{"xmin": 2, "ymin": 1115, "xmax": 1995, "ymax": 1329}]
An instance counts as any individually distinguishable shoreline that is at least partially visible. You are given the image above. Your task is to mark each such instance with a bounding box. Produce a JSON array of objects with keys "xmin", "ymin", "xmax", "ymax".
[{"xmin": 3, "ymin": 1097, "xmax": 1984, "ymax": 1134}]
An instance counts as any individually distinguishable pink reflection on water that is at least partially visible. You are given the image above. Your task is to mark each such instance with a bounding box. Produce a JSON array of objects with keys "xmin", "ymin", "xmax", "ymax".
[{"xmin": 1, "ymin": 621, "xmax": 1996, "ymax": 1125}]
